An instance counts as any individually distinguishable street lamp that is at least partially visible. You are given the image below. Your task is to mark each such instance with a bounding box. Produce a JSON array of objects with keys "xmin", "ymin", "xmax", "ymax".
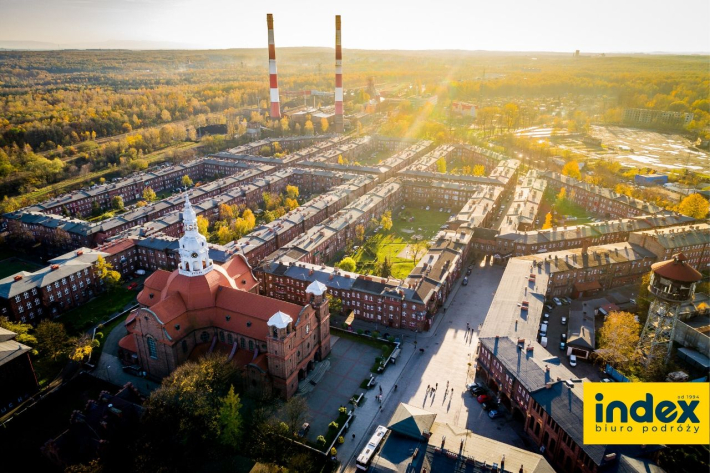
[{"xmin": 105, "ymin": 365, "xmax": 111, "ymax": 383}]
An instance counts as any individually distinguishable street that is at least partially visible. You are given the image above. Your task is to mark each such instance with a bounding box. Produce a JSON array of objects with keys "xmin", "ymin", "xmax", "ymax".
[{"xmin": 340, "ymin": 259, "xmax": 532, "ymax": 472}]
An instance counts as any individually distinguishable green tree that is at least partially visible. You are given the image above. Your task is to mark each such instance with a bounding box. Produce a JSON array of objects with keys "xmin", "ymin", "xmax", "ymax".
[
  {"xmin": 182, "ymin": 175, "xmax": 194, "ymax": 188},
  {"xmin": 35, "ymin": 319, "xmax": 68, "ymax": 360},
  {"xmin": 677, "ymin": 193, "xmax": 709, "ymax": 219},
  {"xmin": 218, "ymin": 385, "xmax": 243, "ymax": 446},
  {"xmin": 142, "ymin": 187, "xmax": 157, "ymax": 202},
  {"xmin": 411, "ymin": 240, "xmax": 430, "ymax": 263},
  {"xmin": 379, "ymin": 257, "xmax": 393, "ymax": 278},
  {"xmin": 284, "ymin": 396, "xmax": 309, "ymax": 437},
  {"xmin": 111, "ymin": 195, "xmax": 124, "ymax": 211},
  {"xmin": 338, "ymin": 257, "xmax": 357, "ymax": 272},
  {"xmin": 436, "ymin": 157, "xmax": 447, "ymax": 173}
]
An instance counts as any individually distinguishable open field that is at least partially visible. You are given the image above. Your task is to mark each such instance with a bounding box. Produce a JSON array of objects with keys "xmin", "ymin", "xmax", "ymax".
[
  {"xmin": 351, "ymin": 207, "xmax": 451, "ymax": 279},
  {"xmin": 0, "ymin": 257, "xmax": 42, "ymax": 279},
  {"xmin": 57, "ymin": 284, "xmax": 138, "ymax": 335}
]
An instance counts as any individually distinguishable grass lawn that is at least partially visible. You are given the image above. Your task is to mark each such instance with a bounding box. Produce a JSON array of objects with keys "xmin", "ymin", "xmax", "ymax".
[
  {"xmin": 32, "ymin": 354, "xmax": 68, "ymax": 389},
  {"xmin": 356, "ymin": 149, "xmax": 392, "ymax": 166},
  {"xmin": 58, "ymin": 286, "xmax": 138, "ymax": 335},
  {"xmin": 350, "ymin": 207, "xmax": 451, "ymax": 279},
  {"xmin": 0, "ymin": 257, "xmax": 42, "ymax": 279}
]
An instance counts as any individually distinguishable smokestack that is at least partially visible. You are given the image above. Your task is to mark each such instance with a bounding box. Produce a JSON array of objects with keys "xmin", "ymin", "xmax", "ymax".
[
  {"xmin": 267, "ymin": 14, "xmax": 281, "ymax": 120},
  {"xmin": 334, "ymin": 15, "xmax": 344, "ymax": 133}
]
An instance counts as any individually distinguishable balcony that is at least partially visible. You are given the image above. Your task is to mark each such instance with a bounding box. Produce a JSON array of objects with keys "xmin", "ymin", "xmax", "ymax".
[{"xmin": 648, "ymin": 285, "xmax": 692, "ymax": 302}]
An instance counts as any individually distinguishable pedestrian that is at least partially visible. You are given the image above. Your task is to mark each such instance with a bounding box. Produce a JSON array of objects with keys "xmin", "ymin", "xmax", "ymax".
[
  {"xmin": 466, "ymin": 322, "xmax": 470, "ymax": 330},
  {"xmin": 379, "ymin": 385, "xmax": 382, "ymax": 394},
  {"xmin": 394, "ymin": 384, "xmax": 398, "ymax": 391},
  {"xmin": 451, "ymin": 387, "xmax": 454, "ymax": 395},
  {"xmin": 427, "ymin": 384, "xmax": 430, "ymax": 392},
  {"xmin": 435, "ymin": 383, "xmax": 438, "ymax": 391},
  {"xmin": 446, "ymin": 381, "xmax": 449, "ymax": 389},
  {"xmin": 352, "ymin": 434, "xmax": 356, "ymax": 441}
]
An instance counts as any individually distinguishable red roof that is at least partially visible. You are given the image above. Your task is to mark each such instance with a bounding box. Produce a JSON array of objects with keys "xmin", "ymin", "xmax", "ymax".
[
  {"xmin": 101, "ymin": 238, "xmax": 136, "ymax": 255},
  {"xmin": 652, "ymin": 253, "xmax": 702, "ymax": 283},
  {"xmin": 118, "ymin": 334, "xmax": 138, "ymax": 353}
]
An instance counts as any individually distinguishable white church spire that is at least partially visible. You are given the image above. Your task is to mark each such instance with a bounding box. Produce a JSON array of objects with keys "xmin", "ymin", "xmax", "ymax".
[{"xmin": 178, "ymin": 193, "xmax": 213, "ymax": 277}]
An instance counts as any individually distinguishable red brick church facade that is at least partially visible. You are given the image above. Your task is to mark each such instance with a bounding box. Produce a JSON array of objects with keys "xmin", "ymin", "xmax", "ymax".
[{"xmin": 118, "ymin": 195, "xmax": 331, "ymax": 399}]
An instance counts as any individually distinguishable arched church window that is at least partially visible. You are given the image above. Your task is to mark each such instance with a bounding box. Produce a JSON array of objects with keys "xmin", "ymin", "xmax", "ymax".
[
  {"xmin": 200, "ymin": 331, "xmax": 210, "ymax": 343},
  {"xmin": 147, "ymin": 337, "xmax": 158, "ymax": 359}
]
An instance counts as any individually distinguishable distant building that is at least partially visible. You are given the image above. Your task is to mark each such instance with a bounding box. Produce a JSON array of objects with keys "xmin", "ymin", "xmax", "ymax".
[
  {"xmin": 623, "ymin": 108, "xmax": 693, "ymax": 129},
  {"xmin": 635, "ymin": 174, "xmax": 668, "ymax": 186},
  {"xmin": 0, "ymin": 327, "xmax": 38, "ymax": 415},
  {"xmin": 451, "ymin": 101, "xmax": 478, "ymax": 118}
]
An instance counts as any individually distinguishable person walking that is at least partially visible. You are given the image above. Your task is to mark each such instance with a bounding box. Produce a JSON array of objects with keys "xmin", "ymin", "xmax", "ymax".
[
  {"xmin": 352, "ymin": 434, "xmax": 356, "ymax": 441},
  {"xmin": 427, "ymin": 384, "xmax": 430, "ymax": 392},
  {"xmin": 379, "ymin": 385, "xmax": 382, "ymax": 394},
  {"xmin": 394, "ymin": 384, "xmax": 398, "ymax": 391},
  {"xmin": 466, "ymin": 322, "xmax": 470, "ymax": 331},
  {"xmin": 446, "ymin": 380, "xmax": 449, "ymax": 390}
]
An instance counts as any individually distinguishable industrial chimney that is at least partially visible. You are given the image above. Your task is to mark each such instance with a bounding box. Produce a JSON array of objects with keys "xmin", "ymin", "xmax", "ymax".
[
  {"xmin": 266, "ymin": 14, "xmax": 281, "ymax": 119},
  {"xmin": 334, "ymin": 15, "xmax": 344, "ymax": 133}
]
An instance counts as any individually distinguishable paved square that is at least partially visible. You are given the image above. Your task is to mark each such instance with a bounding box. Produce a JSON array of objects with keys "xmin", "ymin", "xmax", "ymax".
[{"xmin": 304, "ymin": 336, "xmax": 381, "ymax": 443}]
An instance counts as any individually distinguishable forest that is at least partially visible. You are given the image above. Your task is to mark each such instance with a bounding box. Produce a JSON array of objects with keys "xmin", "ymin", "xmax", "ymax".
[{"xmin": 1, "ymin": 49, "xmax": 708, "ymax": 210}]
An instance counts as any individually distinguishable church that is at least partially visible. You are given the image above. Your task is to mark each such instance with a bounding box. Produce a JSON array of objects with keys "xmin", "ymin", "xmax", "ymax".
[{"xmin": 118, "ymin": 195, "xmax": 331, "ymax": 399}]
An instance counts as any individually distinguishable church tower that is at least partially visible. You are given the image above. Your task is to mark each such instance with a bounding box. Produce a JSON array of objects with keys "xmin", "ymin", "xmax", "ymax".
[{"xmin": 178, "ymin": 194, "xmax": 214, "ymax": 277}]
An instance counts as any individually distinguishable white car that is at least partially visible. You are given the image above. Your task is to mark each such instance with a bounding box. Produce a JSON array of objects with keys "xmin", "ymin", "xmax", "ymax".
[
  {"xmin": 553, "ymin": 297, "xmax": 562, "ymax": 306},
  {"xmin": 569, "ymin": 354, "xmax": 577, "ymax": 367},
  {"xmin": 561, "ymin": 316, "xmax": 567, "ymax": 325}
]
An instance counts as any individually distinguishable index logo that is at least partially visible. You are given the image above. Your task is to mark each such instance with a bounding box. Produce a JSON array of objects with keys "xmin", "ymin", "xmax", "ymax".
[{"xmin": 584, "ymin": 383, "xmax": 709, "ymax": 445}]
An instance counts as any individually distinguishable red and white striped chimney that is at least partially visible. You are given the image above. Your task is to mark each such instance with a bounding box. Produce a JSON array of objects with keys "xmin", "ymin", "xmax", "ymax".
[
  {"xmin": 334, "ymin": 15, "xmax": 344, "ymax": 133},
  {"xmin": 267, "ymin": 13, "xmax": 281, "ymax": 120}
]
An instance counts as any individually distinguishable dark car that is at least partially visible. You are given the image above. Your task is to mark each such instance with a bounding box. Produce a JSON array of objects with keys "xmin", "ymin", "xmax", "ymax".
[
  {"xmin": 477, "ymin": 394, "xmax": 492, "ymax": 404},
  {"xmin": 481, "ymin": 401, "xmax": 496, "ymax": 411},
  {"xmin": 559, "ymin": 341, "xmax": 566, "ymax": 351},
  {"xmin": 469, "ymin": 386, "xmax": 485, "ymax": 396},
  {"xmin": 466, "ymin": 268, "xmax": 472, "ymax": 276},
  {"xmin": 297, "ymin": 422, "xmax": 310, "ymax": 437}
]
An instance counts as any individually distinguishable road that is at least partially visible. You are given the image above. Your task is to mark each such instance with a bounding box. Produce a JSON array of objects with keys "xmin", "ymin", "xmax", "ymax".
[{"xmin": 340, "ymin": 259, "xmax": 532, "ymax": 472}]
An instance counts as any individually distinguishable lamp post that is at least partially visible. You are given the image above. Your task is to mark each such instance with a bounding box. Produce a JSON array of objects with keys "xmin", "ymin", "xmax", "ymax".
[{"xmin": 105, "ymin": 365, "xmax": 111, "ymax": 383}]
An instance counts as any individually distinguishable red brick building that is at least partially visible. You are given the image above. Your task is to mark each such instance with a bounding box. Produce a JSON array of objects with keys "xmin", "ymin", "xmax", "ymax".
[{"xmin": 118, "ymin": 196, "xmax": 331, "ymax": 399}]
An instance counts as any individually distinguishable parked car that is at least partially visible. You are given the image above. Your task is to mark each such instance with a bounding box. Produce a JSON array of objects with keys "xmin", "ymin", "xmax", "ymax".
[
  {"xmin": 564, "ymin": 297, "xmax": 572, "ymax": 304},
  {"xmin": 570, "ymin": 354, "xmax": 577, "ymax": 367},
  {"xmin": 466, "ymin": 381, "xmax": 485, "ymax": 391},
  {"xmin": 540, "ymin": 323, "xmax": 548, "ymax": 336},
  {"xmin": 488, "ymin": 410, "xmax": 503, "ymax": 419},
  {"xmin": 561, "ymin": 297, "xmax": 570, "ymax": 305},
  {"xmin": 462, "ymin": 277, "xmax": 469, "ymax": 286},
  {"xmin": 553, "ymin": 297, "xmax": 562, "ymax": 306},
  {"xmin": 466, "ymin": 268, "xmax": 472, "ymax": 276},
  {"xmin": 629, "ymin": 298, "xmax": 637, "ymax": 305},
  {"xmin": 561, "ymin": 333, "xmax": 567, "ymax": 342},
  {"xmin": 481, "ymin": 401, "xmax": 495, "ymax": 411},
  {"xmin": 540, "ymin": 336, "xmax": 548, "ymax": 348},
  {"xmin": 561, "ymin": 316, "xmax": 567, "ymax": 325},
  {"xmin": 559, "ymin": 341, "xmax": 566, "ymax": 351},
  {"xmin": 543, "ymin": 313, "xmax": 550, "ymax": 320},
  {"xmin": 297, "ymin": 423, "xmax": 310, "ymax": 437},
  {"xmin": 469, "ymin": 385, "xmax": 485, "ymax": 396},
  {"xmin": 477, "ymin": 394, "xmax": 492, "ymax": 404},
  {"xmin": 544, "ymin": 304, "xmax": 555, "ymax": 312},
  {"xmin": 127, "ymin": 282, "xmax": 138, "ymax": 290}
]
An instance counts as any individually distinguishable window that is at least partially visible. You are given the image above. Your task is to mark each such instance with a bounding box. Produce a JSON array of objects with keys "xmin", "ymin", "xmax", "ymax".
[
  {"xmin": 34, "ymin": 298, "xmax": 40, "ymax": 305},
  {"xmin": 15, "ymin": 296, "xmax": 20, "ymax": 303},
  {"xmin": 147, "ymin": 337, "xmax": 158, "ymax": 359},
  {"xmin": 31, "ymin": 288, "xmax": 37, "ymax": 295},
  {"xmin": 182, "ymin": 340, "xmax": 188, "ymax": 353},
  {"xmin": 249, "ymin": 340, "xmax": 254, "ymax": 350}
]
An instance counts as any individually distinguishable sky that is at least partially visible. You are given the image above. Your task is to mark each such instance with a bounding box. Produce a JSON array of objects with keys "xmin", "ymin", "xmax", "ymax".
[{"xmin": 1, "ymin": 0, "xmax": 709, "ymax": 52}]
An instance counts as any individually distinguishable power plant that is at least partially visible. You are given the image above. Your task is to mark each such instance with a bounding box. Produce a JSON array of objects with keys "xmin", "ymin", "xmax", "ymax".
[{"xmin": 266, "ymin": 13, "xmax": 344, "ymax": 133}]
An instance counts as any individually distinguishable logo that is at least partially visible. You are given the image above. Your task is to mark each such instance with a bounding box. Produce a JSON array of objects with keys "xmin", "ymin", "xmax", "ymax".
[{"xmin": 583, "ymin": 383, "xmax": 710, "ymax": 445}]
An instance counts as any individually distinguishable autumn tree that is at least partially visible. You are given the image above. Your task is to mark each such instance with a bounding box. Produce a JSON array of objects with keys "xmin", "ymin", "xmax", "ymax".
[
  {"xmin": 321, "ymin": 118, "xmax": 329, "ymax": 133},
  {"xmin": 35, "ymin": 319, "xmax": 68, "ymax": 360},
  {"xmin": 182, "ymin": 175, "xmax": 194, "ymax": 188},
  {"xmin": 142, "ymin": 187, "xmax": 157, "ymax": 202},
  {"xmin": 216, "ymin": 226, "xmax": 232, "ymax": 245},
  {"xmin": 0, "ymin": 317, "xmax": 37, "ymax": 353},
  {"xmin": 111, "ymin": 195, "xmax": 124, "ymax": 211},
  {"xmin": 411, "ymin": 240, "xmax": 430, "ymax": 263},
  {"xmin": 69, "ymin": 334, "xmax": 100, "ymax": 362},
  {"xmin": 597, "ymin": 311, "xmax": 640, "ymax": 371},
  {"xmin": 338, "ymin": 257, "xmax": 357, "ymax": 272},
  {"xmin": 379, "ymin": 211, "xmax": 393, "ymax": 231},
  {"xmin": 286, "ymin": 185, "xmax": 299, "ymax": 200},
  {"xmin": 136, "ymin": 200, "xmax": 147, "ymax": 208},
  {"xmin": 196, "ymin": 215, "xmax": 209, "ymax": 237},
  {"xmin": 677, "ymin": 193, "xmax": 709, "ymax": 219},
  {"xmin": 304, "ymin": 120, "xmax": 314, "ymax": 135},
  {"xmin": 95, "ymin": 255, "xmax": 121, "ymax": 291},
  {"xmin": 556, "ymin": 187, "xmax": 567, "ymax": 202},
  {"xmin": 355, "ymin": 224, "xmax": 365, "ymax": 243},
  {"xmin": 542, "ymin": 212, "xmax": 553, "ymax": 229},
  {"xmin": 472, "ymin": 165, "xmax": 485, "ymax": 176},
  {"xmin": 562, "ymin": 161, "xmax": 582, "ymax": 180},
  {"xmin": 436, "ymin": 157, "xmax": 447, "ymax": 173}
]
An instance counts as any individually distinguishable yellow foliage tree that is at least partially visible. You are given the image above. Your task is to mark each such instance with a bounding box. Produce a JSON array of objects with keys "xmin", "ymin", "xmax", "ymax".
[
  {"xmin": 542, "ymin": 212, "xmax": 553, "ymax": 229},
  {"xmin": 556, "ymin": 187, "xmax": 566, "ymax": 201},
  {"xmin": 597, "ymin": 311, "xmax": 640, "ymax": 370},
  {"xmin": 196, "ymin": 215, "xmax": 209, "ymax": 237},
  {"xmin": 216, "ymin": 226, "xmax": 232, "ymax": 245},
  {"xmin": 321, "ymin": 117, "xmax": 329, "ymax": 133},
  {"xmin": 677, "ymin": 193, "xmax": 709, "ymax": 219},
  {"xmin": 142, "ymin": 187, "xmax": 157, "ymax": 202},
  {"xmin": 472, "ymin": 165, "xmax": 485, "ymax": 176},
  {"xmin": 286, "ymin": 185, "xmax": 299, "ymax": 199},
  {"xmin": 562, "ymin": 161, "xmax": 582, "ymax": 180},
  {"xmin": 380, "ymin": 211, "xmax": 393, "ymax": 231}
]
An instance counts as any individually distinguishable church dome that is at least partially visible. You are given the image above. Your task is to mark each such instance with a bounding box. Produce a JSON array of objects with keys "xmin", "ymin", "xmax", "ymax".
[{"xmin": 161, "ymin": 264, "xmax": 237, "ymax": 311}]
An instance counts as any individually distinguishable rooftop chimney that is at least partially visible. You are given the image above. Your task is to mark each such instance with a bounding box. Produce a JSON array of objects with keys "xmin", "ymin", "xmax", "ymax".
[
  {"xmin": 334, "ymin": 15, "xmax": 344, "ymax": 133},
  {"xmin": 266, "ymin": 14, "xmax": 281, "ymax": 119}
]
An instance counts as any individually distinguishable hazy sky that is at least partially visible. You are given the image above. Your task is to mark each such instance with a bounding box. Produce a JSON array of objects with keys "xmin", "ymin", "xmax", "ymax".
[{"xmin": 1, "ymin": 0, "xmax": 709, "ymax": 52}]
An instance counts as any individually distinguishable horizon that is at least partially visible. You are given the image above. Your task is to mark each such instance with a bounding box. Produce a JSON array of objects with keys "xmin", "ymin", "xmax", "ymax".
[{"xmin": 1, "ymin": 0, "xmax": 709, "ymax": 53}]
